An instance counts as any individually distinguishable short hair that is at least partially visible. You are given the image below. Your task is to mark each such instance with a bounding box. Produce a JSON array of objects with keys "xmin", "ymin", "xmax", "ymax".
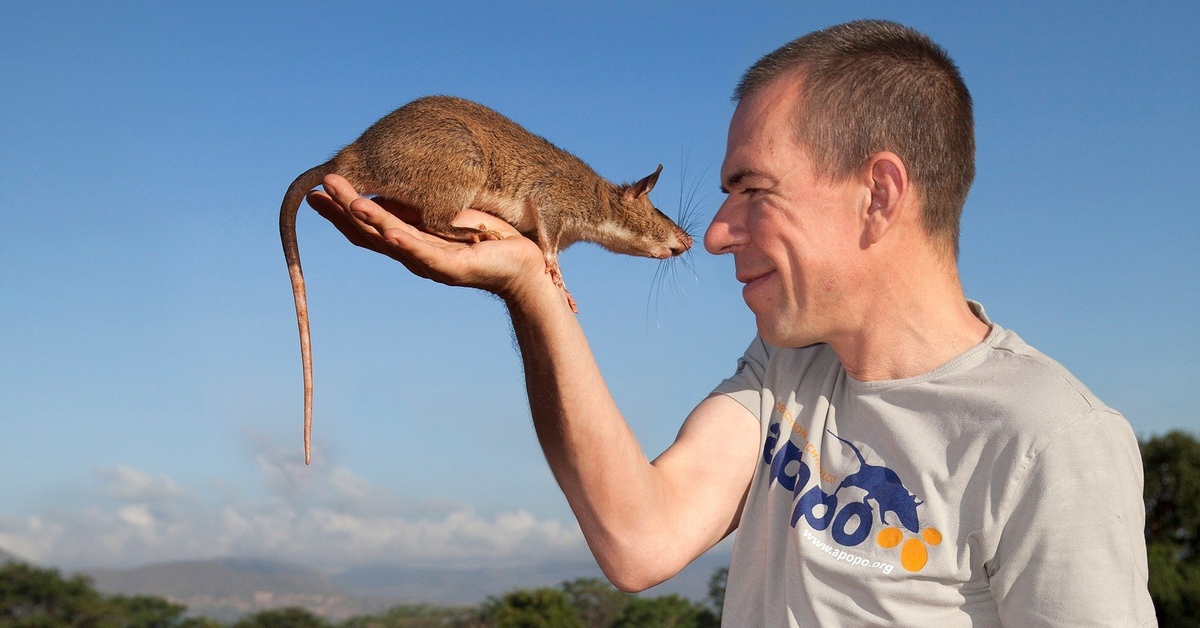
[{"xmin": 735, "ymin": 20, "xmax": 975, "ymax": 258}]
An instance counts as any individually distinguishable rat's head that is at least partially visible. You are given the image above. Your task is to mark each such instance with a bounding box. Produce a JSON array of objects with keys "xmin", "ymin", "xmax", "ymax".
[{"xmin": 600, "ymin": 164, "xmax": 693, "ymax": 258}]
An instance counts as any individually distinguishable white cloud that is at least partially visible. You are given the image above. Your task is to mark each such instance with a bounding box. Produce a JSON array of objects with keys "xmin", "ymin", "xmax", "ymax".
[
  {"xmin": 0, "ymin": 437, "xmax": 587, "ymax": 571},
  {"xmin": 117, "ymin": 504, "xmax": 155, "ymax": 528},
  {"xmin": 96, "ymin": 465, "xmax": 185, "ymax": 502}
]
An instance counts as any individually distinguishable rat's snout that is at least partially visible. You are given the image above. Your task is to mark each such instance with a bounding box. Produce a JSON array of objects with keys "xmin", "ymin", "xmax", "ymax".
[
  {"xmin": 670, "ymin": 231, "xmax": 693, "ymax": 256},
  {"xmin": 646, "ymin": 229, "xmax": 692, "ymax": 259}
]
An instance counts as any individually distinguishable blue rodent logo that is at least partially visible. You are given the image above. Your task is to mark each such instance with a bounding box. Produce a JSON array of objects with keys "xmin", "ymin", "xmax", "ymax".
[
  {"xmin": 826, "ymin": 430, "xmax": 924, "ymax": 534},
  {"xmin": 763, "ymin": 405, "xmax": 943, "ymax": 572}
]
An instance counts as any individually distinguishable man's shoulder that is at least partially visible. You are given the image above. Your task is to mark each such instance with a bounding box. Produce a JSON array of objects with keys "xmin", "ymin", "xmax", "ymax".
[
  {"xmin": 745, "ymin": 336, "xmax": 841, "ymax": 373},
  {"xmin": 958, "ymin": 301, "xmax": 1107, "ymax": 416},
  {"xmin": 954, "ymin": 326, "xmax": 1135, "ymax": 466},
  {"xmin": 711, "ymin": 337, "xmax": 843, "ymax": 418},
  {"xmin": 723, "ymin": 335, "xmax": 842, "ymax": 385},
  {"xmin": 981, "ymin": 327, "xmax": 1110, "ymax": 416}
]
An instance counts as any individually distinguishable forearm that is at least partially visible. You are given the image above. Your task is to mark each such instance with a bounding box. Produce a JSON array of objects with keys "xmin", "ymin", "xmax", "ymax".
[{"xmin": 505, "ymin": 276, "xmax": 685, "ymax": 587}]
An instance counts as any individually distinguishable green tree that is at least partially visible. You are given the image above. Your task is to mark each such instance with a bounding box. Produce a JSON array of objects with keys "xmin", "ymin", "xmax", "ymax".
[
  {"xmin": 106, "ymin": 594, "xmax": 188, "ymax": 628},
  {"xmin": 611, "ymin": 594, "xmax": 708, "ymax": 628},
  {"xmin": 177, "ymin": 618, "xmax": 224, "ymax": 628},
  {"xmin": 559, "ymin": 578, "xmax": 630, "ymax": 628},
  {"xmin": 0, "ymin": 561, "xmax": 194, "ymax": 627},
  {"xmin": 338, "ymin": 603, "xmax": 477, "ymax": 628},
  {"xmin": 704, "ymin": 567, "xmax": 726, "ymax": 621},
  {"xmin": 233, "ymin": 606, "xmax": 329, "ymax": 628},
  {"xmin": 1142, "ymin": 430, "xmax": 1200, "ymax": 626},
  {"xmin": 0, "ymin": 561, "xmax": 113, "ymax": 626},
  {"xmin": 480, "ymin": 588, "xmax": 583, "ymax": 628}
]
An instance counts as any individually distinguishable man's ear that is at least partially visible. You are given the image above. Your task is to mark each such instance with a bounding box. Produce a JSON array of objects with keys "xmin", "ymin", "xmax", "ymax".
[{"xmin": 862, "ymin": 152, "xmax": 908, "ymax": 246}]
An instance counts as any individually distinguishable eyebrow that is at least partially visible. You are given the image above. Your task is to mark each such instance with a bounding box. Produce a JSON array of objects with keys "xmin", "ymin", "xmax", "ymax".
[{"xmin": 720, "ymin": 167, "xmax": 767, "ymax": 193}]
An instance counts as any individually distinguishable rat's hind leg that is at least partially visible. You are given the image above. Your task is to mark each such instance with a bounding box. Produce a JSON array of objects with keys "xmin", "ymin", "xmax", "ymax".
[
  {"xmin": 396, "ymin": 161, "xmax": 504, "ymax": 243},
  {"xmin": 425, "ymin": 224, "xmax": 505, "ymax": 244}
]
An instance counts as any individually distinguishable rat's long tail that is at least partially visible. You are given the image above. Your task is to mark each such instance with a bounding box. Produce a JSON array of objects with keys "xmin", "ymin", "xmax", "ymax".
[
  {"xmin": 280, "ymin": 160, "xmax": 337, "ymax": 465},
  {"xmin": 827, "ymin": 429, "xmax": 867, "ymax": 465}
]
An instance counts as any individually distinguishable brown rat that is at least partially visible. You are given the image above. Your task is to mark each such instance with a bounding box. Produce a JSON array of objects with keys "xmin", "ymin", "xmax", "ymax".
[{"xmin": 280, "ymin": 95, "xmax": 693, "ymax": 464}]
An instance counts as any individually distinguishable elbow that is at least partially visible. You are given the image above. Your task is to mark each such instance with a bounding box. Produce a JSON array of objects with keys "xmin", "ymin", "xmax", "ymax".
[
  {"xmin": 603, "ymin": 564, "xmax": 673, "ymax": 594},
  {"xmin": 592, "ymin": 538, "xmax": 688, "ymax": 593}
]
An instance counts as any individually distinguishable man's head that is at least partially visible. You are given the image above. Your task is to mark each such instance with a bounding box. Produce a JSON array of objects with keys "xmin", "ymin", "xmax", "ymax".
[
  {"xmin": 706, "ymin": 21, "xmax": 975, "ymax": 349},
  {"xmin": 734, "ymin": 20, "xmax": 974, "ymax": 259}
]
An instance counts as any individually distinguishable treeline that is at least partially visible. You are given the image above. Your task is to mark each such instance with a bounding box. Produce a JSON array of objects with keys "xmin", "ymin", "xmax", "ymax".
[
  {"xmin": 0, "ymin": 561, "xmax": 204, "ymax": 627},
  {"xmin": 2, "ymin": 430, "xmax": 1197, "ymax": 626},
  {"xmin": 0, "ymin": 561, "xmax": 725, "ymax": 627},
  {"xmin": 1142, "ymin": 430, "xmax": 1200, "ymax": 626}
]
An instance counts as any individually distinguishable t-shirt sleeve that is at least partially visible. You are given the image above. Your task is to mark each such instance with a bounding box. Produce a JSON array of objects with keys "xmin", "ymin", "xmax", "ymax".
[
  {"xmin": 709, "ymin": 335, "xmax": 771, "ymax": 419},
  {"xmin": 988, "ymin": 409, "xmax": 1158, "ymax": 627}
]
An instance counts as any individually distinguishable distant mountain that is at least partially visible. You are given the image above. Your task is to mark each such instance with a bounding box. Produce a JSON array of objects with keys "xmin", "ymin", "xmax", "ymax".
[
  {"xmin": 333, "ymin": 560, "xmax": 606, "ymax": 604},
  {"xmin": 86, "ymin": 558, "xmax": 393, "ymax": 623},
  {"xmin": 333, "ymin": 552, "xmax": 728, "ymax": 604},
  {"xmin": 80, "ymin": 552, "xmax": 728, "ymax": 622}
]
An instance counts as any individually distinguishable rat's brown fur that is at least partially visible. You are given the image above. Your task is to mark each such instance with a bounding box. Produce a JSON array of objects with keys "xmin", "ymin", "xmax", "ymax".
[{"xmin": 280, "ymin": 95, "xmax": 692, "ymax": 464}]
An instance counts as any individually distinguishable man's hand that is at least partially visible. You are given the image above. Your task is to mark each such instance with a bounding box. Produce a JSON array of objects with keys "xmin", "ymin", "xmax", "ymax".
[{"xmin": 305, "ymin": 174, "xmax": 550, "ymax": 302}]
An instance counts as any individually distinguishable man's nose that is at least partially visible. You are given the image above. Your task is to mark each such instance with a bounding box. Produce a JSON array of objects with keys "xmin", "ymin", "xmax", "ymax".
[{"xmin": 704, "ymin": 197, "xmax": 746, "ymax": 255}]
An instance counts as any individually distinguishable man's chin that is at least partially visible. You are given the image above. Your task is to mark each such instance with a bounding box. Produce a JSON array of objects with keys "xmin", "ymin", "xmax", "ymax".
[{"xmin": 754, "ymin": 312, "xmax": 819, "ymax": 349}]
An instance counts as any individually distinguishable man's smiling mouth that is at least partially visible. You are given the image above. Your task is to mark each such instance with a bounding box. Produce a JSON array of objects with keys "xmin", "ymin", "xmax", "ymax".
[{"xmin": 739, "ymin": 269, "xmax": 776, "ymax": 286}]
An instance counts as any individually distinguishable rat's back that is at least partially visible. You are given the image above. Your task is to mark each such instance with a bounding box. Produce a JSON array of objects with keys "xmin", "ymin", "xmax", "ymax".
[{"xmin": 342, "ymin": 96, "xmax": 596, "ymax": 201}]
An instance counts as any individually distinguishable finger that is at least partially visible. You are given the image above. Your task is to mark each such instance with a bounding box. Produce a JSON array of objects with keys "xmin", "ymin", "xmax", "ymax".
[
  {"xmin": 321, "ymin": 174, "xmax": 518, "ymax": 241},
  {"xmin": 317, "ymin": 178, "xmax": 469, "ymax": 270},
  {"xmin": 310, "ymin": 187, "xmax": 444, "ymax": 279},
  {"xmin": 320, "ymin": 172, "xmax": 356, "ymax": 201},
  {"xmin": 315, "ymin": 175, "xmax": 541, "ymax": 291},
  {"xmin": 306, "ymin": 190, "xmax": 380, "ymax": 252},
  {"xmin": 320, "ymin": 174, "xmax": 375, "ymax": 234},
  {"xmin": 307, "ymin": 189, "xmax": 361, "ymax": 231},
  {"xmin": 321, "ymin": 174, "xmax": 424, "ymax": 242}
]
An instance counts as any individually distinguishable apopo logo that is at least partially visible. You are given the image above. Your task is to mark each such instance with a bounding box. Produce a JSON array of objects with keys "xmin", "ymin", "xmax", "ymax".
[{"xmin": 764, "ymin": 401, "xmax": 942, "ymax": 572}]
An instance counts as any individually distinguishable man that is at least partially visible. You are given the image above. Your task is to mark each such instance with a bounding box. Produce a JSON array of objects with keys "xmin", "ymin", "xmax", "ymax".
[{"xmin": 307, "ymin": 19, "xmax": 1156, "ymax": 627}]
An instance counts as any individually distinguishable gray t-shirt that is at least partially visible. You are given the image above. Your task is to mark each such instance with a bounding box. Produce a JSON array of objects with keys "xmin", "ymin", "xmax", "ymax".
[{"xmin": 712, "ymin": 303, "xmax": 1156, "ymax": 627}]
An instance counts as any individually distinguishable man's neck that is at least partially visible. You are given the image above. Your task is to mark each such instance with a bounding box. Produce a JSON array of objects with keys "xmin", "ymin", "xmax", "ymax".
[{"xmin": 830, "ymin": 259, "xmax": 991, "ymax": 382}]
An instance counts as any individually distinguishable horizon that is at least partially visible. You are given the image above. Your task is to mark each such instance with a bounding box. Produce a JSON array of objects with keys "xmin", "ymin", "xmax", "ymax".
[{"xmin": 0, "ymin": 548, "xmax": 725, "ymax": 611}]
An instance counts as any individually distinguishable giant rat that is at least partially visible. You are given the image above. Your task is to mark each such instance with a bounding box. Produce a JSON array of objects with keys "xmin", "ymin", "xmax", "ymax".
[{"xmin": 280, "ymin": 95, "xmax": 693, "ymax": 464}]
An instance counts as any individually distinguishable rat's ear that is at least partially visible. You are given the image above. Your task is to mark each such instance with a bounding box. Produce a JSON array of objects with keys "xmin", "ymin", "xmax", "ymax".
[{"xmin": 624, "ymin": 164, "xmax": 663, "ymax": 200}]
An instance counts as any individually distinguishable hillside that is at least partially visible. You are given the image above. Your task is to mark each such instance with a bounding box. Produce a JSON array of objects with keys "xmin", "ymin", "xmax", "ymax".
[
  {"xmin": 56, "ymin": 551, "xmax": 725, "ymax": 622},
  {"xmin": 333, "ymin": 554, "xmax": 725, "ymax": 604},
  {"xmin": 86, "ymin": 558, "xmax": 394, "ymax": 623},
  {"xmin": 333, "ymin": 560, "xmax": 606, "ymax": 603}
]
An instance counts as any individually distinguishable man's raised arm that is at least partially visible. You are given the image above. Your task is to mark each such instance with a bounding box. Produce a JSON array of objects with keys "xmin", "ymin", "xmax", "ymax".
[{"xmin": 308, "ymin": 175, "xmax": 760, "ymax": 591}]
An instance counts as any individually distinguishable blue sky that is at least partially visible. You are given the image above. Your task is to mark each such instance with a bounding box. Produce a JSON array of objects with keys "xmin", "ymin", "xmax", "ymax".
[{"xmin": 1, "ymin": 0, "xmax": 1196, "ymax": 588}]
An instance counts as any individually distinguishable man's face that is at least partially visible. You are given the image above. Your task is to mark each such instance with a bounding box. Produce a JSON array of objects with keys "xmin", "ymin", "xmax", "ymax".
[{"xmin": 704, "ymin": 77, "xmax": 867, "ymax": 348}]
